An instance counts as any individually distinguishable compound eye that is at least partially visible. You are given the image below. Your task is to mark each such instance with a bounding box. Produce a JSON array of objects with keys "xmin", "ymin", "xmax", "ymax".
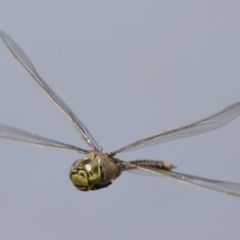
[{"xmin": 69, "ymin": 159, "xmax": 101, "ymax": 191}]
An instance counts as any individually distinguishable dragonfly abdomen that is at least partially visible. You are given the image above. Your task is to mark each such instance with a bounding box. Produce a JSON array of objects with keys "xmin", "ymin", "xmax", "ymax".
[{"xmin": 127, "ymin": 160, "xmax": 174, "ymax": 170}]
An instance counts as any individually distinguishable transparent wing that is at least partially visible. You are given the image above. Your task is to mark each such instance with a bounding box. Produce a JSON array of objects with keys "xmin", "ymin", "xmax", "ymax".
[
  {"xmin": 131, "ymin": 165, "xmax": 240, "ymax": 197},
  {"xmin": 0, "ymin": 124, "xmax": 89, "ymax": 154},
  {"xmin": 112, "ymin": 101, "xmax": 240, "ymax": 154},
  {"xmin": 0, "ymin": 31, "xmax": 102, "ymax": 151}
]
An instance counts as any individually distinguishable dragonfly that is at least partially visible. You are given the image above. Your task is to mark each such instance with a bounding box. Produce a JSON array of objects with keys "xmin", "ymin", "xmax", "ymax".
[{"xmin": 0, "ymin": 31, "xmax": 240, "ymax": 197}]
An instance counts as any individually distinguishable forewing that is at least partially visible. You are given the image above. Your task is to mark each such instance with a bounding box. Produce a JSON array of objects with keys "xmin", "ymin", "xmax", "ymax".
[
  {"xmin": 134, "ymin": 165, "xmax": 240, "ymax": 197},
  {"xmin": 0, "ymin": 31, "xmax": 102, "ymax": 151},
  {"xmin": 112, "ymin": 101, "xmax": 240, "ymax": 153},
  {"xmin": 0, "ymin": 124, "xmax": 89, "ymax": 154}
]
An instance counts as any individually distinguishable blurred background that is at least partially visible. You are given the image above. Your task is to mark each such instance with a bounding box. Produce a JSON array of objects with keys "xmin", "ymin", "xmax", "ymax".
[{"xmin": 0, "ymin": 1, "xmax": 239, "ymax": 240}]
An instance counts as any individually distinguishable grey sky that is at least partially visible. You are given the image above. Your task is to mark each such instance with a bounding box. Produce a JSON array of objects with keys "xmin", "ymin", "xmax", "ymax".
[{"xmin": 0, "ymin": 1, "xmax": 240, "ymax": 240}]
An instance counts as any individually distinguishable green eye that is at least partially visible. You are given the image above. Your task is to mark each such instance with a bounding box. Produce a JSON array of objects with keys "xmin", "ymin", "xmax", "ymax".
[{"xmin": 69, "ymin": 158, "xmax": 101, "ymax": 191}]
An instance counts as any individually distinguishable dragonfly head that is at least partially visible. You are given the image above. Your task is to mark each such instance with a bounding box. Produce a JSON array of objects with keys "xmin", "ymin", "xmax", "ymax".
[{"xmin": 69, "ymin": 158, "xmax": 101, "ymax": 191}]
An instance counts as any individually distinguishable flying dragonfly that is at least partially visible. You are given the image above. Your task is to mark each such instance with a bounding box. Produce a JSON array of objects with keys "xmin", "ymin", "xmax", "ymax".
[{"xmin": 0, "ymin": 31, "xmax": 240, "ymax": 196}]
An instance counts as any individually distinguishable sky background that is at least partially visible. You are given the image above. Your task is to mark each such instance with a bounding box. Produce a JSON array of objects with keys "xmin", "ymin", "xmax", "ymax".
[{"xmin": 0, "ymin": 1, "xmax": 240, "ymax": 240}]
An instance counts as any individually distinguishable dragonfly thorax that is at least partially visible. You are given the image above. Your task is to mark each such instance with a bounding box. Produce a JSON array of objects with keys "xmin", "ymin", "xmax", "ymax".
[{"xmin": 69, "ymin": 158, "xmax": 101, "ymax": 191}]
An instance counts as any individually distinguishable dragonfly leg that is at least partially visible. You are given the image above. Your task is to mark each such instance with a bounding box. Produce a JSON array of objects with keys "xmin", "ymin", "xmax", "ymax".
[{"xmin": 92, "ymin": 181, "xmax": 112, "ymax": 190}]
